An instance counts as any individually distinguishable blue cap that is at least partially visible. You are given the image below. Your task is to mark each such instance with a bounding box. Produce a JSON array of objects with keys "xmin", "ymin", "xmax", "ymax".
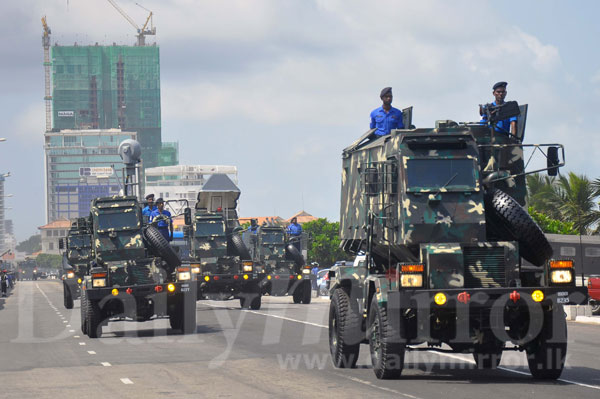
[
  {"xmin": 493, "ymin": 81, "xmax": 508, "ymax": 90},
  {"xmin": 380, "ymin": 87, "xmax": 392, "ymax": 97}
]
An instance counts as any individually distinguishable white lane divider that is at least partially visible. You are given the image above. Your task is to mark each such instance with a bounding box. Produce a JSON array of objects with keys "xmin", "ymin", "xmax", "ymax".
[
  {"xmin": 74, "ymin": 335, "xmax": 80, "ymax": 338},
  {"xmin": 204, "ymin": 302, "xmax": 600, "ymax": 391},
  {"xmin": 101, "ymin": 362, "xmax": 111, "ymax": 367},
  {"xmin": 120, "ymin": 378, "xmax": 134, "ymax": 385},
  {"xmin": 87, "ymin": 351, "xmax": 96, "ymax": 355},
  {"xmin": 69, "ymin": 330, "xmax": 75, "ymax": 333},
  {"xmin": 334, "ymin": 373, "xmax": 422, "ymax": 399},
  {"xmin": 79, "ymin": 342, "xmax": 86, "ymax": 346}
]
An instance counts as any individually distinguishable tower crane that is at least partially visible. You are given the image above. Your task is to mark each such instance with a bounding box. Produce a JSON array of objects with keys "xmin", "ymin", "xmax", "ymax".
[
  {"xmin": 41, "ymin": 16, "xmax": 52, "ymax": 132},
  {"xmin": 106, "ymin": 0, "xmax": 156, "ymax": 46}
]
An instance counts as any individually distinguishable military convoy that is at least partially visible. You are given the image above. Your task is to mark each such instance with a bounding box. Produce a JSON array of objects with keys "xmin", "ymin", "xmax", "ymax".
[
  {"xmin": 244, "ymin": 225, "xmax": 312, "ymax": 304},
  {"xmin": 329, "ymin": 102, "xmax": 588, "ymax": 380},
  {"xmin": 182, "ymin": 174, "xmax": 263, "ymax": 309},
  {"xmin": 60, "ymin": 218, "xmax": 93, "ymax": 309}
]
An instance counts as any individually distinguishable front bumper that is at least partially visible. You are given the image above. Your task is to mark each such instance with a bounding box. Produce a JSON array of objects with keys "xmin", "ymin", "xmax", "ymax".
[{"xmin": 84, "ymin": 281, "xmax": 193, "ymax": 301}]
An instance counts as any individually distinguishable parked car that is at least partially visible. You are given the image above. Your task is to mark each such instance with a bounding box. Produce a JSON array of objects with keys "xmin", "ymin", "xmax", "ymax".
[
  {"xmin": 588, "ymin": 276, "xmax": 600, "ymax": 315},
  {"xmin": 317, "ymin": 269, "xmax": 330, "ymax": 296}
]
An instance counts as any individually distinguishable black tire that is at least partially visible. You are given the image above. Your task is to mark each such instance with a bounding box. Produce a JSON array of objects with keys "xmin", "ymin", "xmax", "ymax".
[
  {"xmin": 86, "ymin": 296, "xmax": 102, "ymax": 339},
  {"xmin": 80, "ymin": 289, "xmax": 88, "ymax": 335},
  {"xmin": 485, "ymin": 188, "xmax": 553, "ymax": 266},
  {"xmin": 292, "ymin": 284, "xmax": 303, "ymax": 304},
  {"xmin": 144, "ymin": 225, "xmax": 181, "ymax": 270},
  {"xmin": 64, "ymin": 284, "xmax": 73, "ymax": 309},
  {"xmin": 590, "ymin": 301, "xmax": 600, "ymax": 315},
  {"xmin": 526, "ymin": 304, "xmax": 567, "ymax": 379},
  {"xmin": 231, "ymin": 234, "xmax": 251, "ymax": 260},
  {"xmin": 170, "ymin": 294, "xmax": 197, "ymax": 334},
  {"xmin": 473, "ymin": 350, "xmax": 503, "ymax": 369},
  {"xmin": 250, "ymin": 293, "xmax": 262, "ymax": 310},
  {"xmin": 286, "ymin": 244, "xmax": 304, "ymax": 267},
  {"xmin": 329, "ymin": 287, "xmax": 361, "ymax": 368},
  {"xmin": 368, "ymin": 296, "xmax": 404, "ymax": 379},
  {"xmin": 301, "ymin": 280, "xmax": 312, "ymax": 304}
]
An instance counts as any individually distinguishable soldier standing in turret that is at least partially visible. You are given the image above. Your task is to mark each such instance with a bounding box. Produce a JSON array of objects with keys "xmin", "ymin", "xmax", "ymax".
[
  {"xmin": 480, "ymin": 81, "xmax": 518, "ymax": 135},
  {"xmin": 370, "ymin": 87, "xmax": 404, "ymax": 136}
]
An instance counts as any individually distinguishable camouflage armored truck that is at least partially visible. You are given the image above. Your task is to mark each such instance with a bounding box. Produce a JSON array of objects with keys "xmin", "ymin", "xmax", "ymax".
[
  {"xmin": 243, "ymin": 225, "xmax": 312, "ymax": 304},
  {"xmin": 183, "ymin": 174, "xmax": 262, "ymax": 309},
  {"xmin": 329, "ymin": 102, "xmax": 588, "ymax": 380},
  {"xmin": 59, "ymin": 218, "xmax": 94, "ymax": 309},
  {"xmin": 80, "ymin": 195, "xmax": 196, "ymax": 338}
]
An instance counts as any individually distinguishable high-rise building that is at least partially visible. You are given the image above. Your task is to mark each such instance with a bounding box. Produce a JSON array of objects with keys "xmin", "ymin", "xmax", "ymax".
[
  {"xmin": 44, "ymin": 129, "xmax": 139, "ymax": 222},
  {"xmin": 50, "ymin": 44, "xmax": 177, "ymax": 168}
]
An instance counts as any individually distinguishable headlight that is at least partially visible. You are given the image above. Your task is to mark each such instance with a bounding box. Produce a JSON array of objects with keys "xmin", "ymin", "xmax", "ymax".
[
  {"xmin": 302, "ymin": 269, "xmax": 310, "ymax": 274},
  {"xmin": 243, "ymin": 264, "xmax": 253, "ymax": 273},
  {"xmin": 551, "ymin": 269, "xmax": 573, "ymax": 284},
  {"xmin": 191, "ymin": 267, "xmax": 200, "ymax": 274},
  {"xmin": 92, "ymin": 278, "xmax": 106, "ymax": 288},
  {"xmin": 178, "ymin": 272, "xmax": 191, "ymax": 281},
  {"xmin": 400, "ymin": 274, "xmax": 423, "ymax": 287},
  {"xmin": 66, "ymin": 272, "xmax": 75, "ymax": 279}
]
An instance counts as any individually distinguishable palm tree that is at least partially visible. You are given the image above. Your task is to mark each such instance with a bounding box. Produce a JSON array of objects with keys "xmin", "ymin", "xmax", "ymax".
[
  {"xmin": 526, "ymin": 173, "xmax": 557, "ymax": 217},
  {"xmin": 550, "ymin": 172, "xmax": 600, "ymax": 234}
]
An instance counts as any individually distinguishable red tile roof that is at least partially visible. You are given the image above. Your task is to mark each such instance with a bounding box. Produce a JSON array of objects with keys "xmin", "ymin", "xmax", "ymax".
[{"xmin": 38, "ymin": 219, "xmax": 71, "ymax": 230}]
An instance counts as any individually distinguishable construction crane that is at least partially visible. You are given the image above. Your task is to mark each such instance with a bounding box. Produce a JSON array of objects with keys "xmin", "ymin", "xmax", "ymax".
[
  {"xmin": 106, "ymin": 0, "xmax": 156, "ymax": 46},
  {"xmin": 41, "ymin": 16, "xmax": 52, "ymax": 132}
]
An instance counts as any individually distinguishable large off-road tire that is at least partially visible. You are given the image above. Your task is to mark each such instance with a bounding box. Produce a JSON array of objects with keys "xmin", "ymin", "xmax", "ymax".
[
  {"xmin": 591, "ymin": 301, "xmax": 600, "ymax": 316},
  {"xmin": 231, "ymin": 234, "xmax": 251, "ymax": 260},
  {"xmin": 301, "ymin": 279, "xmax": 312, "ymax": 304},
  {"xmin": 86, "ymin": 296, "xmax": 103, "ymax": 339},
  {"xmin": 485, "ymin": 188, "xmax": 553, "ymax": 266},
  {"xmin": 292, "ymin": 284, "xmax": 303, "ymax": 304},
  {"xmin": 240, "ymin": 284, "xmax": 262, "ymax": 310},
  {"xmin": 144, "ymin": 225, "xmax": 181, "ymax": 270},
  {"xmin": 64, "ymin": 284, "xmax": 73, "ymax": 309},
  {"xmin": 368, "ymin": 297, "xmax": 404, "ymax": 379},
  {"xmin": 285, "ymin": 244, "xmax": 304, "ymax": 267},
  {"xmin": 170, "ymin": 293, "xmax": 197, "ymax": 334},
  {"xmin": 329, "ymin": 287, "xmax": 361, "ymax": 368},
  {"xmin": 80, "ymin": 289, "xmax": 88, "ymax": 335},
  {"xmin": 526, "ymin": 304, "xmax": 567, "ymax": 379}
]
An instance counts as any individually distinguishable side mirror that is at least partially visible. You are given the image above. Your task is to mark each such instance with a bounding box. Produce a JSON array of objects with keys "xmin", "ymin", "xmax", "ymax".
[
  {"xmin": 184, "ymin": 207, "xmax": 192, "ymax": 226},
  {"xmin": 547, "ymin": 146, "xmax": 560, "ymax": 176},
  {"xmin": 364, "ymin": 167, "xmax": 379, "ymax": 197},
  {"xmin": 58, "ymin": 238, "xmax": 64, "ymax": 250},
  {"xmin": 183, "ymin": 225, "xmax": 191, "ymax": 239}
]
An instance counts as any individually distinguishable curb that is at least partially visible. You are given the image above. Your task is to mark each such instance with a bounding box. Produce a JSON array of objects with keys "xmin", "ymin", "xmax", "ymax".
[{"xmin": 572, "ymin": 316, "xmax": 600, "ymax": 325}]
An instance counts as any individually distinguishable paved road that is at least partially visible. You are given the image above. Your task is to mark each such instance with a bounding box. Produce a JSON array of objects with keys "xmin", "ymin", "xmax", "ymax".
[{"xmin": 1, "ymin": 281, "xmax": 599, "ymax": 398}]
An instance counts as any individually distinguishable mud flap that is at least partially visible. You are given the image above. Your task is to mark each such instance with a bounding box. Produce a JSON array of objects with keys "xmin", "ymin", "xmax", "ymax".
[{"xmin": 387, "ymin": 292, "xmax": 404, "ymax": 344}]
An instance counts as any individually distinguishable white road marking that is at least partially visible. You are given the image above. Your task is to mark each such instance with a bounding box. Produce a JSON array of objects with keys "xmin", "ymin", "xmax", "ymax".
[
  {"xmin": 63, "ymin": 320, "xmax": 68, "ymax": 323},
  {"xmin": 334, "ymin": 373, "xmax": 422, "ymax": 398},
  {"xmin": 120, "ymin": 378, "xmax": 134, "ymax": 385},
  {"xmin": 79, "ymin": 342, "xmax": 86, "ymax": 346},
  {"xmin": 74, "ymin": 335, "xmax": 80, "ymax": 338},
  {"xmin": 204, "ymin": 303, "xmax": 328, "ymax": 329},
  {"xmin": 101, "ymin": 362, "xmax": 111, "ymax": 367},
  {"xmin": 69, "ymin": 330, "xmax": 75, "ymax": 333},
  {"xmin": 66, "ymin": 325, "xmax": 71, "ymax": 327},
  {"xmin": 87, "ymin": 351, "xmax": 96, "ymax": 355}
]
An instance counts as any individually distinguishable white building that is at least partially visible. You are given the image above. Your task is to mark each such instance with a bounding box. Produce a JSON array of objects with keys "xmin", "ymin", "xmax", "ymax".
[
  {"xmin": 38, "ymin": 219, "xmax": 70, "ymax": 255},
  {"xmin": 144, "ymin": 165, "xmax": 237, "ymax": 209}
]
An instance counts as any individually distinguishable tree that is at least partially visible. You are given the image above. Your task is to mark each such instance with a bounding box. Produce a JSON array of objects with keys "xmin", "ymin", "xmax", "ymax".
[
  {"xmin": 35, "ymin": 254, "xmax": 63, "ymax": 270},
  {"xmin": 526, "ymin": 174, "xmax": 557, "ymax": 218},
  {"xmin": 550, "ymin": 172, "xmax": 600, "ymax": 234},
  {"xmin": 528, "ymin": 207, "xmax": 577, "ymax": 235},
  {"xmin": 16, "ymin": 234, "xmax": 41, "ymax": 254},
  {"xmin": 301, "ymin": 218, "xmax": 348, "ymax": 267}
]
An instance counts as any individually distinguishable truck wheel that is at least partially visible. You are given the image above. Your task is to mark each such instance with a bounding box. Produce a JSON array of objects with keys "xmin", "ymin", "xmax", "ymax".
[
  {"xmin": 64, "ymin": 284, "xmax": 74, "ymax": 309},
  {"xmin": 231, "ymin": 234, "xmax": 251, "ymax": 260},
  {"xmin": 170, "ymin": 293, "xmax": 197, "ymax": 334},
  {"xmin": 80, "ymin": 289, "xmax": 88, "ymax": 335},
  {"xmin": 368, "ymin": 296, "xmax": 404, "ymax": 379},
  {"xmin": 329, "ymin": 287, "xmax": 361, "ymax": 368},
  {"xmin": 526, "ymin": 304, "xmax": 567, "ymax": 379},
  {"xmin": 301, "ymin": 280, "xmax": 312, "ymax": 304},
  {"xmin": 86, "ymin": 297, "xmax": 103, "ymax": 339},
  {"xmin": 240, "ymin": 284, "xmax": 261, "ymax": 310},
  {"xmin": 473, "ymin": 350, "xmax": 503, "ymax": 369},
  {"xmin": 292, "ymin": 284, "xmax": 303, "ymax": 304},
  {"xmin": 144, "ymin": 225, "xmax": 181, "ymax": 271},
  {"xmin": 285, "ymin": 244, "xmax": 304, "ymax": 267},
  {"xmin": 485, "ymin": 188, "xmax": 553, "ymax": 266},
  {"xmin": 250, "ymin": 293, "xmax": 262, "ymax": 310},
  {"xmin": 590, "ymin": 301, "xmax": 600, "ymax": 315}
]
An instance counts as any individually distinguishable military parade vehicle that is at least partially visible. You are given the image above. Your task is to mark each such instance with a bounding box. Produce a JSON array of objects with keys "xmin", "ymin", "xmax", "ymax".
[
  {"xmin": 328, "ymin": 102, "xmax": 588, "ymax": 380},
  {"xmin": 182, "ymin": 174, "xmax": 263, "ymax": 309},
  {"xmin": 79, "ymin": 140, "xmax": 196, "ymax": 338},
  {"xmin": 243, "ymin": 224, "xmax": 312, "ymax": 304},
  {"xmin": 59, "ymin": 217, "xmax": 93, "ymax": 309}
]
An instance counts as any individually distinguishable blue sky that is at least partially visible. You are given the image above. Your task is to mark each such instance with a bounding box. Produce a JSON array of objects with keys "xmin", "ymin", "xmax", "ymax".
[{"xmin": 1, "ymin": 0, "xmax": 599, "ymax": 241}]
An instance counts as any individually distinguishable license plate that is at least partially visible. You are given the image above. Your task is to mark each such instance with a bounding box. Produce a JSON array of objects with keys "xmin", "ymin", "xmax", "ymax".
[{"xmin": 557, "ymin": 297, "xmax": 570, "ymax": 304}]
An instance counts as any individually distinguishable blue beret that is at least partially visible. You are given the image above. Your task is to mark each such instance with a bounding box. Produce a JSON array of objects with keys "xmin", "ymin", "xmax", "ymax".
[
  {"xmin": 493, "ymin": 81, "xmax": 508, "ymax": 90},
  {"xmin": 155, "ymin": 197, "xmax": 164, "ymax": 203},
  {"xmin": 145, "ymin": 194, "xmax": 155, "ymax": 200},
  {"xmin": 380, "ymin": 87, "xmax": 392, "ymax": 97}
]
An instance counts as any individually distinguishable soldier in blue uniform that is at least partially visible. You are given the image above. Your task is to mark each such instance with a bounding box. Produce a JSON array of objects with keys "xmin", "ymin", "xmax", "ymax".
[
  {"xmin": 370, "ymin": 87, "xmax": 404, "ymax": 136},
  {"xmin": 286, "ymin": 217, "xmax": 302, "ymax": 252},
  {"xmin": 248, "ymin": 219, "xmax": 259, "ymax": 234},
  {"xmin": 142, "ymin": 194, "xmax": 156, "ymax": 218},
  {"xmin": 480, "ymin": 81, "xmax": 518, "ymax": 135},
  {"xmin": 149, "ymin": 198, "xmax": 173, "ymax": 242}
]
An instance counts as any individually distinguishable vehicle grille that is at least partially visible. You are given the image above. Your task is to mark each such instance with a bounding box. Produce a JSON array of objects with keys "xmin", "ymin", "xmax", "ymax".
[{"xmin": 464, "ymin": 246, "xmax": 505, "ymax": 288}]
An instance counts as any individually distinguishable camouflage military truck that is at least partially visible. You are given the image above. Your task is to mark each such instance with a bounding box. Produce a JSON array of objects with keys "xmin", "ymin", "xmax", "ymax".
[
  {"xmin": 244, "ymin": 225, "xmax": 312, "ymax": 304},
  {"xmin": 59, "ymin": 218, "xmax": 94, "ymax": 309},
  {"xmin": 80, "ymin": 195, "xmax": 196, "ymax": 338},
  {"xmin": 329, "ymin": 102, "xmax": 588, "ymax": 380},
  {"xmin": 183, "ymin": 174, "xmax": 262, "ymax": 309}
]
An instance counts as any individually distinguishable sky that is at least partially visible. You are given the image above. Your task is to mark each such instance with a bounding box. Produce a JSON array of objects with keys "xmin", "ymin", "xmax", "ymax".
[{"xmin": 1, "ymin": 0, "xmax": 600, "ymax": 242}]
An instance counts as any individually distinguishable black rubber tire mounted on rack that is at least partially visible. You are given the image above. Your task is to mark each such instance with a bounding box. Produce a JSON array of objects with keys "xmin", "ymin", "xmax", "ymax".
[
  {"xmin": 231, "ymin": 234, "xmax": 251, "ymax": 260},
  {"xmin": 144, "ymin": 225, "xmax": 181, "ymax": 271},
  {"xmin": 285, "ymin": 244, "xmax": 304, "ymax": 267},
  {"xmin": 484, "ymin": 188, "xmax": 553, "ymax": 266}
]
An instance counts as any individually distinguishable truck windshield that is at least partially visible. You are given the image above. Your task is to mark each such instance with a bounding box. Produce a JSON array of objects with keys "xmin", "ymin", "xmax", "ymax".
[
  {"xmin": 406, "ymin": 158, "xmax": 477, "ymax": 191},
  {"xmin": 262, "ymin": 232, "xmax": 285, "ymax": 244},
  {"xmin": 97, "ymin": 210, "xmax": 139, "ymax": 231},
  {"xmin": 195, "ymin": 221, "xmax": 225, "ymax": 237},
  {"xmin": 68, "ymin": 235, "xmax": 91, "ymax": 248}
]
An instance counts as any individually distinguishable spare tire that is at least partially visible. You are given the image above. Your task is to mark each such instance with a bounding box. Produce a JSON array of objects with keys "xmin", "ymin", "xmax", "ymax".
[
  {"xmin": 231, "ymin": 234, "xmax": 251, "ymax": 260},
  {"xmin": 485, "ymin": 188, "xmax": 552, "ymax": 266},
  {"xmin": 144, "ymin": 225, "xmax": 181, "ymax": 271},
  {"xmin": 286, "ymin": 244, "xmax": 304, "ymax": 267}
]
